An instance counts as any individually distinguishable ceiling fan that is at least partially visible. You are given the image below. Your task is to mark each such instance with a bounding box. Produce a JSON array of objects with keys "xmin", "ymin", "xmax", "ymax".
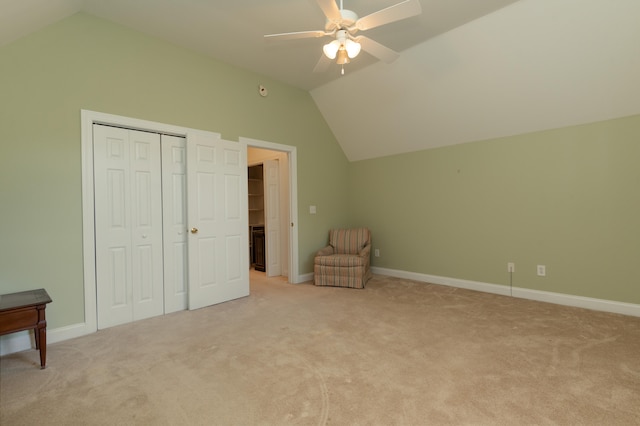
[{"xmin": 264, "ymin": 0, "xmax": 422, "ymax": 74}]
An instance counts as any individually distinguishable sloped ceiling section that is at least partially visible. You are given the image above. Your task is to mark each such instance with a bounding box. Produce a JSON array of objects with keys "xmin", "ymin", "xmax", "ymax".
[
  {"xmin": 311, "ymin": 0, "xmax": 640, "ymax": 161},
  {"xmin": 0, "ymin": 0, "xmax": 83, "ymax": 45}
]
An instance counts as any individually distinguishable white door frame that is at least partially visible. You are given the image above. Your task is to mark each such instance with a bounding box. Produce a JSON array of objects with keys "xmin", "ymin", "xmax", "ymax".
[{"xmin": 240, "ymin": 137, "xmax": 300, "ymax": 284}]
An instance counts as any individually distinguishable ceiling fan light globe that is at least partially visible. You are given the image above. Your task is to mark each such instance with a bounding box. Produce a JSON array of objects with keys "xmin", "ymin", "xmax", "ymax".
[
  {"xmin": 336, "ymin": 48, "xmax": 350, "ymax": 65},
  {"xmin": 345, "ymin": 39, "xmax": 361, "ymax": 59},
  {"xmin": 323, "ymin": 40, "xmax": 340, "ymax": 59}
]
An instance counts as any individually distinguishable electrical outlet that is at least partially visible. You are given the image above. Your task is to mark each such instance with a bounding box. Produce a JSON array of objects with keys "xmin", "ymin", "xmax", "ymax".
[
  {"xmin": 374, "ymin": 249, "xmax": 380, "ymax": 257},
  {"xmin": 537, "ymin": 265, "xmax": 546, "ymax": 277},
  {"xmin": 507, "ymin": 262, "xmax": 515, "ymax": 273}
]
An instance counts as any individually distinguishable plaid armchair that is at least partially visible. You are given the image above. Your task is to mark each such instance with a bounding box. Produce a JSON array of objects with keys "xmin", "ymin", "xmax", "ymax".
[{"xmin": 313, "ymin": 228, "xmax": 372, "ymax": 289}]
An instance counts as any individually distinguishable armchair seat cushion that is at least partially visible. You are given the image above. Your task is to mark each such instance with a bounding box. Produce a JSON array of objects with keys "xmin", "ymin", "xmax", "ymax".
[{"xmin": 314, "ymin": 254, "xmax": 367, "ymax": 267}]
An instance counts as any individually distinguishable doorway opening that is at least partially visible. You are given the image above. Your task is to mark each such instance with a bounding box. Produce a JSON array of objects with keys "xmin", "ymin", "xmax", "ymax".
[{"xmin": 242, "ymin": 137, "xmax": 299, "ymax": 284}]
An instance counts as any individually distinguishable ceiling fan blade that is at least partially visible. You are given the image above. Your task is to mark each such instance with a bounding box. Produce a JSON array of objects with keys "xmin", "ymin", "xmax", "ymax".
[
  {"xmin": 355, "ymin": 36, "xmax": 400, "ymax": 63},
  {"xmin": 316, "ymin": 0, "xmax": 342, "ymax": 24},
  {"xmin": 355, "ymin": 0, "xmax": 422, "ymax": 31},
  {"xmin": 264, "ymin": 30, "xmax": 327, "ymax": 41},
  {"xmin": 313, "ymin": 54, "xmax": 332, "ymax": 73}
]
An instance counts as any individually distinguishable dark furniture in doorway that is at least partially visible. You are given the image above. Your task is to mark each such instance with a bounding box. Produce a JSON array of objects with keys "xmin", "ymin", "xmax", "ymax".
[
  {"xmin": 252, "ymin": 225, "xmax": 266, "ymax": 272},
  {"xmin": 0, "ymin": 288, "xmax": 52, "ymax": 369}
]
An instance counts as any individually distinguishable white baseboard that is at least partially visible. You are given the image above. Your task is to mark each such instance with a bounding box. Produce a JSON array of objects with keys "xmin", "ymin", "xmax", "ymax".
[
  {"xmin": 295, "ymin": 272, "xmax": 314, "ymax": 284},
  {"xmin": 0, "ymin": 332, "xmax": 31, "ymax": 356},
  {"xmin": 372, "ymin": 266, "xmax": 640, "ymax": 318},
  {"xmin": 0, "ymin": 322, "xmax": 94, "ymax": 356},
  {"xmin": 512, "ymin": 287, "xmax": 640, "ymax": 317}
]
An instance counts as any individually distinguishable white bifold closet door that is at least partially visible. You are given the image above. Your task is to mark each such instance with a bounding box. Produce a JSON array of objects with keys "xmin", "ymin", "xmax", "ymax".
[
  {"xmin": 93, "ymin": 125, "xmax": 164, "ymax": 328},
  {"xmin": 93, "ymin": 124, "xmax": 249, "ymax": 329}
]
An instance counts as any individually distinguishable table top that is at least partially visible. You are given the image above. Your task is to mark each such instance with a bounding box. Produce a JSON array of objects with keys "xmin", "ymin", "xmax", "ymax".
[{"xmin": 0, "ymin": 289, "xmax": 52, "ymax": 312}]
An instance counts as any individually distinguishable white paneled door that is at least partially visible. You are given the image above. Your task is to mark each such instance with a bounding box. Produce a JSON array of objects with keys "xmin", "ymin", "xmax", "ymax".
[
  {"xmin": 264, "ymin": 159, "xmax": 282, "ymax": 277},
  {"xmin": 94, "ymin": 125, "xmax": 164, "ymax": 329},
  {"xmin": 187, "ymin": 131, "xmax": 249, "ymax": 310}
]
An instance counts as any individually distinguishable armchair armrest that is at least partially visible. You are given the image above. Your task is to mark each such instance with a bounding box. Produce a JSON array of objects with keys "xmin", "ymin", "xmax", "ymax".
[
  {"xmin": 359, "ymin": 244, "xmax": 371, "ymax": 258},
  {"xmin": 316, "ymin": 245, "xmax": 335, "ymax": 257}
]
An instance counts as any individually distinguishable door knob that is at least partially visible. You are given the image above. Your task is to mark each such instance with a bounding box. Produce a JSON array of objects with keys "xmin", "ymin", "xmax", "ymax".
[{"xmin": 190, "ymin": 227, "xmax": 198, "ymax": 234}]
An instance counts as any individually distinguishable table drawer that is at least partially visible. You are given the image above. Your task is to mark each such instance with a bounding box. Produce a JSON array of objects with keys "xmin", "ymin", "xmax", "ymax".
[{"xmin": 0, "ymin": 308, "xmax": 38, "ymax": 335}]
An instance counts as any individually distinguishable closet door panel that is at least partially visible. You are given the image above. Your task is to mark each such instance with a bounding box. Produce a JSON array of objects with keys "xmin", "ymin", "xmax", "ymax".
[
  {"xmin": 94, "ymin": 125, "xmax": 163, "ymax": 328},
  {"xmin": 162, "ymin": 135, "xmax": 188, "ymax": 314},
  {"xmin": 94, "ymin": 125, "xmax": 134, "ymax": 328},
  {"xmin": 130, "ymin": 130, "xmax": 163, "ymax": 321}
]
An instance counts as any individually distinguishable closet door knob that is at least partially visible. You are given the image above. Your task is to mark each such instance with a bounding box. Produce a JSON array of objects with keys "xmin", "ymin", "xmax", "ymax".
[{"xmin": 190, "ymin": 227, "xmax": 198, "ymax": 234}]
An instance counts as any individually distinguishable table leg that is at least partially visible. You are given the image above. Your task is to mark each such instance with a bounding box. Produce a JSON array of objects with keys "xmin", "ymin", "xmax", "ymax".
[
  {"xmin": 37, "ymin": 326, "xmax": 47, "ymax": 369},
  {"xmin": 36, "ymin": 305, "xmax": 48, "ymax": 369},
  {"xmin": 34, "ymin": 327, "xmax": 40, "ymax": 349}
]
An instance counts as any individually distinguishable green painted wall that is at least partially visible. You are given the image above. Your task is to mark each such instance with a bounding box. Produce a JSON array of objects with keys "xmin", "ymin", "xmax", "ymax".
[
  {"xmin": 349, "ymin": 114, "xmax": 640, "ymax": 304},
  {"xmin": 2, "ymin": 12, "xmax": 638, "ymax": 337},
  {"xmin": 0, "ymin": 13, "xmax": 349, "ymax": 328}
]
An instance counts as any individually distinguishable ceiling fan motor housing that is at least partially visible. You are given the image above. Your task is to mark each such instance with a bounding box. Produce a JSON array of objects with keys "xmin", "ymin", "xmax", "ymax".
[{"xmin": 325, "ymin": 9, "xmax": 358, "ymax": 31}]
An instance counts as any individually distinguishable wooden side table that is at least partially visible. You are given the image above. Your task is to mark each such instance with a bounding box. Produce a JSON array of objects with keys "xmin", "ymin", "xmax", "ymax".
[{"xmin": 0, "ymin": 289, "xmax": 53, "ymax": 369}]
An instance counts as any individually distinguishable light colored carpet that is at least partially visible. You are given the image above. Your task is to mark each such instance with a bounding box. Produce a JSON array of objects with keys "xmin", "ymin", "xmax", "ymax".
[{"xmin": 1, "ymin": 272, "xmax": 639, "ymax": 425}]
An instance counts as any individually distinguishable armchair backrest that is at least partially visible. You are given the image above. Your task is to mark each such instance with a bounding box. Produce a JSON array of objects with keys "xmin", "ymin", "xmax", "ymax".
[{"xmin": 329, "ymin": 228, "xmax": 371, "ymax": 255}]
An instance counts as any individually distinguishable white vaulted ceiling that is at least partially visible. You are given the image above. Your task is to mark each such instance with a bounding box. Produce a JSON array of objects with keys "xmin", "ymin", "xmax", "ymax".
[
  {"xmin": 0, "ymin": 0, "xmax": 519, "ymax": 90},
  {"xmin": 1, "ymin": 0, "xmax": 639, "ymax": 161},
  {"xmin": 311, "ymin": 0, "xmax": 640, "ymax": 160}
]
